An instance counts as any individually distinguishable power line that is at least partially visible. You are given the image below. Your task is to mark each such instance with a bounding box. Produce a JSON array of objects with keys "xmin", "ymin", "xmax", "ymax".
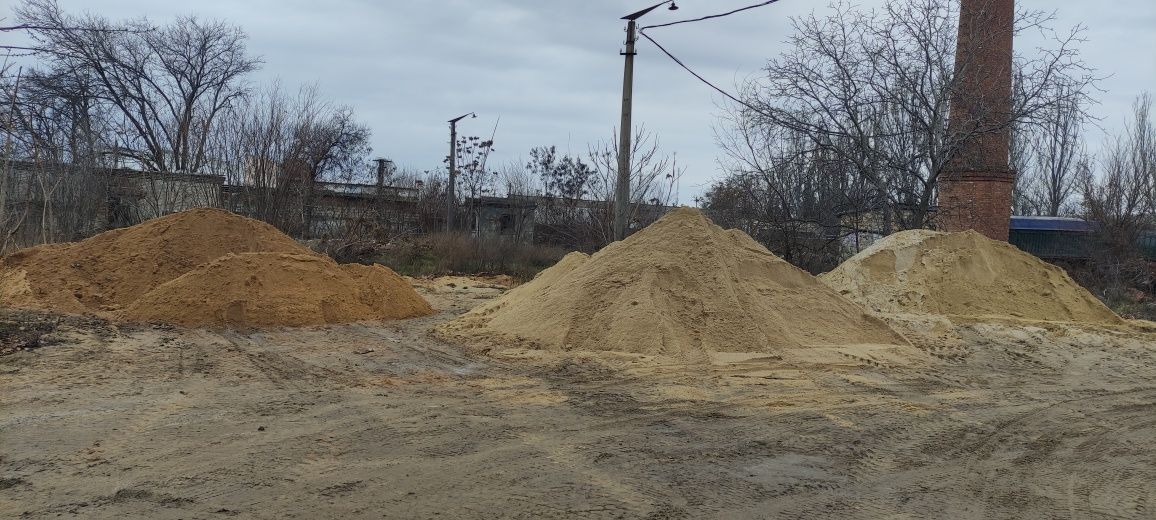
[
  {"xmin": 636, "ymin": 31, "xmax": 740, "ymax": 107},
  {"xmin": 639, "ymin": 0, "xmax": 784, "ymax": 31},
  {"xmin": 636, "ymin": 0, "xmax": 787, "ymax": 119},
  {"xmin": 636, "ymin": 30, "xmax": 772, "ymax": 120}
]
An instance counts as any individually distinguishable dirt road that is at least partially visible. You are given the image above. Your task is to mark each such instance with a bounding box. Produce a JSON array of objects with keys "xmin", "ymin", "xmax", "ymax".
[{"xmin": 2, "ymin": 279, "xmax": 1154, "ymax": 519}]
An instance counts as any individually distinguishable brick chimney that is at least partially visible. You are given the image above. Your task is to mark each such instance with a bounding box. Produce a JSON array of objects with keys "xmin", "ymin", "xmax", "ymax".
[{"xmin": 938, "ymin": 0, "xmax": 1015, "ymax": 241}]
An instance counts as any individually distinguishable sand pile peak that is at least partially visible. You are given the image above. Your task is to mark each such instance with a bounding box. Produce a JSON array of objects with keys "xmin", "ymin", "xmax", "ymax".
[
  {"xmin": 440, "ymin": 207, "xmax": 906, "ymax": 362},
  {"xmin": 819, "ymin": 229, "xmax": 1123, "ymax": 324},
  {"xmin": 1, "ymin": 208, "xmax": 433, "ymax": 327},
  {"xmin": 121, "ymin": 252, "xmax": 433, "ymax": 327}
]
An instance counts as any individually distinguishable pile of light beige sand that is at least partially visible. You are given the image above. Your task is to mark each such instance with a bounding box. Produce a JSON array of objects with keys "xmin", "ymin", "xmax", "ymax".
[
  {"xmin": 439, "ymin": 208, "xmax": 908, "ymax": 362},
  {"xmin": 819, "ymin": 229, "xmax": 1123, "ymax": 324},
  {"xmin": 0, "ymin": 208, "xmax": 433, "ymax": 327}
]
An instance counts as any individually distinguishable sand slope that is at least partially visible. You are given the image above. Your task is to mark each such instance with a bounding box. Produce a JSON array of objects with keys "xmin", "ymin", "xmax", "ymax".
[
  {"xmin": 0, "ymin": 208, "xmax": 312, "ymax": 313},
  {"xmin": 121, "ymin": 253, "xmax": 433, "ymax": 327},
  {"xmin": 441, "ymin": 208, "xmax": 906, "ymax": 362},
  {"xmin": 1, "ymin": 208, "xmax": 433, "ymax": 327},
  {"xmin": 820, "ymin": 229, "xmax": 1122, "ymax": 324}
]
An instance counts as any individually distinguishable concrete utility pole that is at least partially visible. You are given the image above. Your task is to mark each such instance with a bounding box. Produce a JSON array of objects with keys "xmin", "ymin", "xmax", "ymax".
[
  {"xmin": 446, "ymin": 112, "xmax": 475, "ymax": 232},
  {"xmin": 374, "ymin": 158, "xmax": 391, "ymax": 189},
  {"xmin": 614, "ymin": 19, "xmax": 637, "ymax": 241},
  {"xmin": 615, "ymin": 1, "xmax": 678, "ymax": 241},
  {"xmin": 372, "ymin": 158, "xmax": 392, "ymax": 225}
]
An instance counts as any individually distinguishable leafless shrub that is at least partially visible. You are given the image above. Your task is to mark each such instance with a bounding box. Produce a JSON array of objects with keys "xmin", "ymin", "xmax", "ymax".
[
  {"xmin": 1079, "ymin": 93, "xmax": 1155, "ymax": 299},
  {"xmin": 1014, "ymin": 82, "xmax": 1089, "ymax": 216},
  {"xmin": 366, "ymin": 232, "xmax": 567, "ymax": 281},
  {"xmin": 708, "ymin": 120, "xmax": 859, "ymax": 273}
]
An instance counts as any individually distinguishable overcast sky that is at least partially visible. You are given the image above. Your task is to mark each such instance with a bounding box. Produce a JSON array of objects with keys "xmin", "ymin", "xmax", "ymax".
[{"xmin": 21, "ymin": 1, "xmax": 1156, "ymax": 202}]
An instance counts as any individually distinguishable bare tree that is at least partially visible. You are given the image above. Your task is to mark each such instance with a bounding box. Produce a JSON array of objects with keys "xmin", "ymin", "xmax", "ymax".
[
  {"xmin": 589, "ymin": 126, "xmax": 680, "ymax": 205},
  {"xmin": 496, "ymin": 159, "xmax": 538, "ymax": 197},
  {"xmin": 1021, "ymin": 83, "xmax": 1087, "ymax": 216},
  {"xmin": 2, "ymin": 59, "xmax": 114, "ymax": 247},
  {"xmin": 291, "ymin": 87, "xmax": 372, "ymax": 236},
  {"xmin": 1080, "ymin": 93, "xmax": 1155, "ymax": 296},
  {"xmin": 212, "ymin": 83, "xmax": 370, "ymax": 236},
  {"xmin": 521, "ymin": 145, "xmax": 594, "ymax": 247},
  {"xmin": 1085, "ymin": 94, "xmax": 1155, "ymax": 238},
  {"xmin": 16, "ymin": 0, "xmax": 260, "ymax": 173},
  {"xmin": 1, "ymin": 63, "xmax": 27, "ymax": 251},
  {"xmin": 585, "ymin": 126, "xmax": 682, "ymax": 244},
  {"xmin": 2, "ymin": 2, "xmax": 383, "ymax": 249},
  {"xmin": 454, "ymin": 136, "xmax": 497, "ymax": 201},
  {"xmin": 448, "ymin": 130, "xmax": 497, "ymax": 232},
  {"xmin": 726, "ymin": 0, "xmax": 1097, "ymax": 235},
  {"xmin": 1009, "ymin": 116, "xmax": 1036, "ymax": 214},
  {"xmin": 711, "ymin": 118, "xmax": 860, "ymax": 272},
  {"xmin": 390, "ymin": 168, "xmax": 449, "ymax": 233},
  {"xmin": 494, "ymin": 128, "xmax": 683, "ymax": 251}
]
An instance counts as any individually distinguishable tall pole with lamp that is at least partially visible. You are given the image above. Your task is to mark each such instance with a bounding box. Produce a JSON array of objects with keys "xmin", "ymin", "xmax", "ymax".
[
  {"xmin": 446, "ymin": 112, "xmax": 475, "ymax": 232},
  {"xmin": 614, "ymin": 0, "xmax": 678, "ymax": 241}
]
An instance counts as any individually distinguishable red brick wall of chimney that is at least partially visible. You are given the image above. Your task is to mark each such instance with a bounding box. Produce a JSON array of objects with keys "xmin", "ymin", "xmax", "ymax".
[{"xmin": 939, "ymin": 0, "xmax": 1016, "ymax": 241}]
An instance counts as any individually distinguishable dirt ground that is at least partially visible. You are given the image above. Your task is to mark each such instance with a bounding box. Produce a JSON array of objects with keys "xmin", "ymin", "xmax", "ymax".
[{"xmin": 2, "ymin": 276, "xmax": 1155, "ymax": 519}]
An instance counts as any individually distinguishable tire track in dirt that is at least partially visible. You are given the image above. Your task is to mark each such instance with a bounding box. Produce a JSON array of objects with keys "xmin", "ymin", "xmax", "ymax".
[
  {"xmin": 954, "ymin": 387, "xmax": 1156, "ymax": 519},
  {"xmin": 222, "ymin": 332, "xmax": 367, "ymax": 389}
]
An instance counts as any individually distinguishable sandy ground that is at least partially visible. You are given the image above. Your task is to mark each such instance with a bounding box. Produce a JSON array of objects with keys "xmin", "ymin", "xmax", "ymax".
[{"xmin": 2, "ymin": 277, "xmax": 1155, "ymax": 519}]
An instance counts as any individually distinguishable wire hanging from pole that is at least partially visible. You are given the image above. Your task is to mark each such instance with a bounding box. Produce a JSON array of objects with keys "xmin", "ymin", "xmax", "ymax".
[
  {"xmin": 639, "ymin": 0, "xmax": 784, "ymax": 31},
  {"xmin": 634, "ymin": 0, "xmax": 787, "ymax": 119},
  {"xmin": 635, "ymin": 30, "xmax": 773, "ymax": 120}
]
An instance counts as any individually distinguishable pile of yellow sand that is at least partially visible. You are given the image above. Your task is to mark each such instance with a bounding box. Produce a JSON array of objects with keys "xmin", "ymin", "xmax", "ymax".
[
  {"xmin": 439, "ymin": 208, "xmax": 906, "ymax": 362},
  {"xmin": 819, "ymin": 229, "xmax": 1122, "ymax": 324},
  {"xmin": 0, "ymin": 208, "xmax": 432, "ymax": 327}
]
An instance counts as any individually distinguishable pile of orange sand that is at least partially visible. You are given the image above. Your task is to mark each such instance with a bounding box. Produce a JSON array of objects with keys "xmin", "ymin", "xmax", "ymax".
[
  {"xmin": 0, "ymin": 208, "xmax": 432, "ymax": 327},
  {"xmin": 122, "ymin": 253, "xmax": 432, "ymax": 327},
  {"xmin": 439, "ymin": 208, "xmax": 906, "ymax": 362},
  {"xmin": 819, "ymin": 229, "xmax": 1123, "ymax": 324}
]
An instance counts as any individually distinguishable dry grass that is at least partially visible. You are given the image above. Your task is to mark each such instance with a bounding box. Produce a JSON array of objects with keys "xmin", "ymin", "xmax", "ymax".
[{"xmin": 369, "ymin": 233, "xmax": 569, "ymax": 282}]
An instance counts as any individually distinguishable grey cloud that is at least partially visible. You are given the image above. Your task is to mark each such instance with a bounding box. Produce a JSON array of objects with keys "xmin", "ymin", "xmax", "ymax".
[{"xmin": 40, "ymin": 0, "xmax": 1156, "ymax": 198}]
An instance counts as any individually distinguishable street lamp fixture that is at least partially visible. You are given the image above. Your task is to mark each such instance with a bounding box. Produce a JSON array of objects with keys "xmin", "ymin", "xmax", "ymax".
[
  {"xmin": 448, "ymin": 112, "xmax": 476, "ymax": 124},
  {"xmin": 622, "ymin": 0, "xmax": 678, "ymax": 20},
  {"xmin": 614, "ymin": 1, "xmax": 678, "ymax": 241}
]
